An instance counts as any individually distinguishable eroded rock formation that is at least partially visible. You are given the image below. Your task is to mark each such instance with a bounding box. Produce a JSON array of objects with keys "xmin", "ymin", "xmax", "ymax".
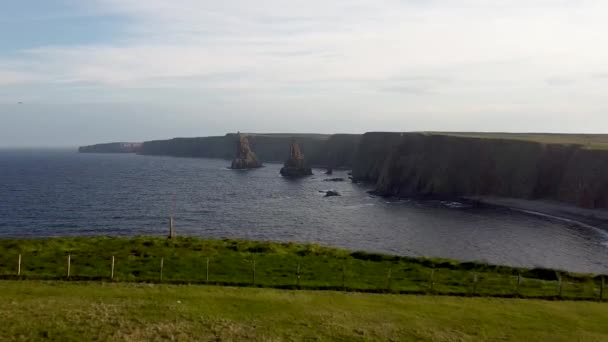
[
  {"xmin": 280, "ymin": 140, "xmax": 313, "ymax": 177},
  {"xmin": 230, "ymin": 134, "xmax": 263, "ymax": 169}
]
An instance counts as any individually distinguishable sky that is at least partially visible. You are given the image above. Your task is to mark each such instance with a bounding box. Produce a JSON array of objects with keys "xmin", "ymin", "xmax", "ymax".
[{"xmin": 1, "ymin": 0, "xmax": 607, "ymax": 147}]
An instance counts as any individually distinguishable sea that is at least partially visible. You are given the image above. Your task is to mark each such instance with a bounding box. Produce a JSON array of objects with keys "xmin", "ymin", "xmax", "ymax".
[{"xmin": 1, "ymin": 149, "xmax": 607, "ymax": 273}]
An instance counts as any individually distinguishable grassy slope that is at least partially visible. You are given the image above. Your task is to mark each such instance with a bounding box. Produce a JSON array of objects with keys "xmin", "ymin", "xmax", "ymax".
[
  {"xmin": 0, "ymin": 237, "xmax": 604, "ymax": 300},
  {"xmin": 0, "ymin": 281, "xmax": 606, "ymax": 341}
]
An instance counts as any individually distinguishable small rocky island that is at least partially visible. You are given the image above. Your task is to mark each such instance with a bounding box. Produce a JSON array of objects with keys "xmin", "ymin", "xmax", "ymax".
[
  {"xmin": 230, "ymin": 133, "xmax": 263, "ymax": 169},
  {"xmin": 280, "ymin": 140, "xmax": 313, "ymax": 177}
]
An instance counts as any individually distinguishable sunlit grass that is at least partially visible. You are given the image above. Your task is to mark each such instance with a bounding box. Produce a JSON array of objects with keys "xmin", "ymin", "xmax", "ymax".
[
  {"xmin": 0, "ymin": 281, "xmax": 607, "ymax": 341},
  {"xmin": 0, "ymin": 237, "xmax": 604, "ymax": 300}
]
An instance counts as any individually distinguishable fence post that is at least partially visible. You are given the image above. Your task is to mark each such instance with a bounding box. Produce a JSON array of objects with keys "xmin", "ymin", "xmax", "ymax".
[
  {"xmin": 296, "ymin": 263, "xmax": 301, "ymax": 287},
  {"xmin": 160, "ymin": 257, "xmax": 164, "ymax": 282},
  {"xmin": 556, "ymin": 272, "xmax": 563, "ymax": 298},
  {"xmin": 67, "ymin": 254, "xmax": 71, "ymax": 279},
  {"xmin": 111, "ymin": 256, "xmax": 115, "ymax": 280},
  {"xmin": 206, "ymin": 257, "xmax": 209, "ymax": 283},
  {"xmin": 601, "ymin": 276, "xmax": 605, "ymax": 301},
  {"xmin": 168, "ymin": 216, "xmax": 176, "ymax": 239},
  {"xmin": 251, "ymin": 259, "xmax": 256, "ymax": 285},
  {"xmin": 386, "ymin": 266, "xmax": 392, "ymax": 291},
  {"xmin": 17, "ymin": 254, "xmax": 21, "ymax": 276},
  {"xmin": 472, "ymin": 272, "xmax": 478, "ymax": 295},
  {"xmin": 429, "ymin": 269, "xmax": 435, "ymax": 292},
  {"xmin": 516, "ymin": 272, "xmax": 522, "ymax": 295}
]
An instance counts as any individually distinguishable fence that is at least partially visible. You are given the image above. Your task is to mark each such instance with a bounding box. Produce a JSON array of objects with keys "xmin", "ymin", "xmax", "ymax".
[{"xmin": 0, "ymin": 252, "xmax": 606, "ymax": 301}]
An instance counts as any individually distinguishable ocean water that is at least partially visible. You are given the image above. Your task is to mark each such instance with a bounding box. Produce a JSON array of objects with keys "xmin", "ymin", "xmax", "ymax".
[{"xmin": 1, "ymin": 149, "xmax": 607, "ymax": 273}]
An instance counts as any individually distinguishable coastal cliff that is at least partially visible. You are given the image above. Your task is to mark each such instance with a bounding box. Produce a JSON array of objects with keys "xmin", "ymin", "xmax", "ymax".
[
  {"xmin": 351, "ymin": 133, "xmax": 608, "ymax": 209},
  {"xmin": 78, "ymin": 142, "xmax": 142, "ymax": 153},
  {"xmin": 138, "ymin": 133, "xmax": 360, "ymax": 167},
  {"xmin": 79, "ymin": 132, "xmax": 608, "ymax": 210}
]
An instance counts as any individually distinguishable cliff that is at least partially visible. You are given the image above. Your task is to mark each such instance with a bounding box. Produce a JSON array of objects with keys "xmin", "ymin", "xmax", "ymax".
[
  {"xmin": 79, "ymin": 131, "xmax": 608, "ymax": 209},
  {"xmin": 352, "ymin": 133, "xmax": 608, "ymax": 209},
  {"xmin": 139, "ymin": 133, "xmax": 360, "ymax": 168},
  {"xmin": 78, "ymin": 142, "xmax": 142, "ymax": 153}
]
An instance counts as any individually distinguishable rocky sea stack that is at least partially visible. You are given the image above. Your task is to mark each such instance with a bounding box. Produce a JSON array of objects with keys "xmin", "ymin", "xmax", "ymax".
[
  {"xmin": 280, "ymin": 140, "xmax": 313, "ymax": 177},
  {"xmin": 230, "ymin": 133, "xmax": 263, "ymax": 169}
]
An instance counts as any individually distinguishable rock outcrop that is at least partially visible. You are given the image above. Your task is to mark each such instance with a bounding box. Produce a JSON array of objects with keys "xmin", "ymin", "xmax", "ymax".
[
  {"xmin": 230, "ymin": 134, "xmax": 262, "ymax": 169},
  {"xmin": 280, "ymin": 140, "xmax": 313, "ymax": 177},
  {"xmin": 324, "ymin": 190, "xmax": 341, "ymax": 197}
]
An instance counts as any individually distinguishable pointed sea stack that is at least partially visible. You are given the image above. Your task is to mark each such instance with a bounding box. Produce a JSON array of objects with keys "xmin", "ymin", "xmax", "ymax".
[
  {"xmin": 230, "ymin": 133, "xmax": 263, "ymax": 169},
  {"xmin": 280, "ymin": 139, "xmax": 313, "ymax": 177}
]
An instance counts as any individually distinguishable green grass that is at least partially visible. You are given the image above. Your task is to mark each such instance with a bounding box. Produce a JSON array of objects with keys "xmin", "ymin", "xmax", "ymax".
[
  {"xmin": 0, "ymin": 280, "xmax": 607, "ymax": 341},
  {"xmin": 427, "ymin": 132, "xmax": 608, "ymax": 150},
  {"xmin": 0, "ymin": 237, "xmax": 605, "ymax": 300}
]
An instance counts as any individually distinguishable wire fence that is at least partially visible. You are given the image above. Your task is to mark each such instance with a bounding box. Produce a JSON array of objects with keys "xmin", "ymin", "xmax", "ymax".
[{"xmin": 0, "ymin": 252, "xmax": 605, "ymax": 301}]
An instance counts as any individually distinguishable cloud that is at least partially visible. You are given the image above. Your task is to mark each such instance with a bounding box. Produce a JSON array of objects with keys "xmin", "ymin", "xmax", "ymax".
[
  {"xmin": 545, "ymin": 76, "xmax": 577, "ymax": 86},
  {"xmin": 2, "ymin": 0, "xmax": 608, "ymax": 141},
  {"xmin": 1, "ymin": 0, "xmax": 606, "ymax": 90},
  {"xmin": 591, "ymin": 72, "xmax": 608, "ymax": 79},
  {"xmin": 0, "ymin": 70, "xmax": 41, "ymax": 86}
]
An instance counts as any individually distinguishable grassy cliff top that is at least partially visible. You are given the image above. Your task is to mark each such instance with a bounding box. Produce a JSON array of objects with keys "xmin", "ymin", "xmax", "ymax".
[
  {"xmin": 0, "ymin": 237, "xmax": 604, "ymax": 300},
  {"xmin": 426, "ymin": 132, "xmax": 608, "ymax": 150}
]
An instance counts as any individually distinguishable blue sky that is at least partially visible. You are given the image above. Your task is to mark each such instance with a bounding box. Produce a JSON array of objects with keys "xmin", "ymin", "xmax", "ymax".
[
  {"xmin": 1, "ymin": 0, "xmax": 608, "ymax": 147},
  {"xmin": 0, "ymin": 1, "xmax": 124, "ymax": 52}
]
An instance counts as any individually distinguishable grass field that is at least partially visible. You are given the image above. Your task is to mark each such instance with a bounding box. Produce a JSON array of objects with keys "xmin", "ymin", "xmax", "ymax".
[
  {"xmin": 0, "ymin": 280, "xmax": 606, "ymax": 341},
  {"xmin": 0, "ymin": 237, "xmax": 605, "ymax": 300}
]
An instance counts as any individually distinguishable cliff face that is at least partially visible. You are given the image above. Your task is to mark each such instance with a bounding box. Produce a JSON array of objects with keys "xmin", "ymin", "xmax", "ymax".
[
  {"xmin": 80, "ymin": 132, "xmax": 608, "ymax": 209},
  {"xmin": 78, "ymin": 142, "xmax": 142, "ymax": 153},
  {"xmin": 139, "ymin": 133, "xmax": 360, "ymax": 167},
  {"xmin": 352, "ymin": 133, "xmax": 608, "ymax": 209}
]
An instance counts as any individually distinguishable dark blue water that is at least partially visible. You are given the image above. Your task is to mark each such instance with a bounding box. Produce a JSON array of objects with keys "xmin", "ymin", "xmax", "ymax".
[{"xmin": 1, "ymin": 149, "xmax": 607, "ymax": 273}]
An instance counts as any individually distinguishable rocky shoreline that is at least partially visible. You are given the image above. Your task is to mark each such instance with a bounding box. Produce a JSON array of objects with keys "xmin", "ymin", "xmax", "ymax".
[{"xmin": 466, "ymin": 196, "xmax": 608, "ymax": 232}]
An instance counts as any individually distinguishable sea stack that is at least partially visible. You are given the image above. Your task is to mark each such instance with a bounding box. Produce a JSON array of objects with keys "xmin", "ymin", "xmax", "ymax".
[
  {"xmin": 230, "ymin": 133, "xmax": 263, "ymax": 169},
  {"xmin": 280, "ymin": 139, "xmax": 313, "ymax": 177}
]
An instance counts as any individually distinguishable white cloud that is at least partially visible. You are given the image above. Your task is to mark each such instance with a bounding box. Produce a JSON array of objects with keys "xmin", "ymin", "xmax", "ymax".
[{"xmin": 2, "ymin": 0, "xmax": 608, "ymax": 141}]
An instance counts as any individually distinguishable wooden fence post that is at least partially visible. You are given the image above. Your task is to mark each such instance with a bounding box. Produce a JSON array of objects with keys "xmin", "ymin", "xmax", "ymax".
[
  {"xmin": 206, "ymin": 257, "xmax": 209, "ymax": 283},
  {"xmin": 296, "ymin": 263, "xmax": 301, "ymax": 287},
  {"xmin": 555, "ymin": 272, "xmax": 564, "ymax": 297},
  {"xmin": 342, "ymin": 265, "xmax": 346, "ymax": 290},
  {"xmin": 472, "ymin": 272, "xmax": 478, "ymax": 295},
  {"xmin": 17, "ymin": 254, "xmax": 21, "ymax": 276},
  {"xmin": 386, "ymin": 266, "xmax": 392, "ymax": 291},
  {"xmin": 67, "ymin": 254, "xmax": 71, "ymax": 279},
  {"xmin": 516, "ymin": 273, "xmax": 522, "ymax": 295},
  {"xmin": 111, "ymin": 256, "xmax": 115, "ymax": 280},
  {"xmin": 168, "ymin": 217, "xmax": 176, "ymax": 239},
  {"xmin": 160, "ymin": 257, "xmax": 164, "ymax": 282},
  {"xmin": 251, "ymin": 259, "xmax": 256, "ymax": 285}
]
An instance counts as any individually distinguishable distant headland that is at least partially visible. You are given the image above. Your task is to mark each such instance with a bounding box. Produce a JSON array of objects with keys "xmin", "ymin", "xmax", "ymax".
[{"xmin": 79, "ymin": 132, "xmax": 608, "ymax": 215}]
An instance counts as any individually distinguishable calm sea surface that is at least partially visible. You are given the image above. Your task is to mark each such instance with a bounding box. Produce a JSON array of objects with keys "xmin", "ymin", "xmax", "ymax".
[{"xmin": 1, "ymin": 149, "xmax": 607, "ymax": 273}]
